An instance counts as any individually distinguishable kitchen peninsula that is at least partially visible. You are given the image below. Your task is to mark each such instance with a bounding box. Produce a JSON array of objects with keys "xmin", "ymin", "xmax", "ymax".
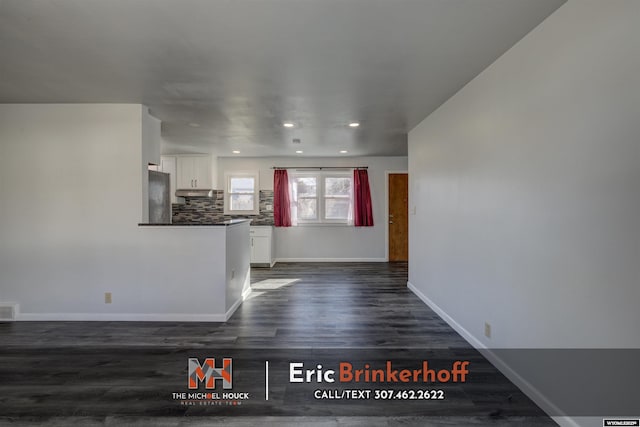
[
  {"xmin": 0, "ymin": 105, "xmax": 252, "ymax": 323},
  {"xmin": 137, "ymin": 219, "xmax": 251, "ymax": 321}
]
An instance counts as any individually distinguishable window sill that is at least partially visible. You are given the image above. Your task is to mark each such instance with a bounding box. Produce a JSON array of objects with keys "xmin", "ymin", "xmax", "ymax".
[{"xmin": 293, "ymin": 223, "xmax": 352, "ymax": 227}]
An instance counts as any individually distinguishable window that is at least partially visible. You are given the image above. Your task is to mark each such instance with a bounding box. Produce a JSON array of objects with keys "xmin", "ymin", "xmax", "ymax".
[
  {"xmin": 290, "ymin": 172, "xmax": 352, "ymax": 224},
  {"xmin": 324, "ymin": 176, "xmax": 352, "ymax": 220},
  {"xmin": 293, "ymin": 175, "xmax": 318, "ymax": 220},
  {"xmin": 224, "ymin": 172, "xmax": 259, "ymax": 215}
]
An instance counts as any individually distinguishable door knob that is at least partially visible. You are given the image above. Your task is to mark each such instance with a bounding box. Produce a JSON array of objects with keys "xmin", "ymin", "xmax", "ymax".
[{"xmin": 389, "ymin": 221, "xmax": 394, "ymax": 224}]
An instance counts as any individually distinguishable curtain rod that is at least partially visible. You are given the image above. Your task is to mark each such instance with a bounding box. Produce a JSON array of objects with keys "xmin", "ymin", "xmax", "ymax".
[{"xmin": 271, "ymin": 166, "xmax": 368, "ymax": 170}]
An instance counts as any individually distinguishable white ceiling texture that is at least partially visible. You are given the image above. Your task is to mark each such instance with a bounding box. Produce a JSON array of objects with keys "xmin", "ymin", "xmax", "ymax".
[{"xmin": 0, "ymin": 0, "xmax": 565, "ymax": 156}]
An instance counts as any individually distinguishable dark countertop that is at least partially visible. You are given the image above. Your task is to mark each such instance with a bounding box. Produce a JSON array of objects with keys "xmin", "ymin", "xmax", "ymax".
[{"xmin": 138, "ymin": 219, "xmax": 251, "ymax": 226}]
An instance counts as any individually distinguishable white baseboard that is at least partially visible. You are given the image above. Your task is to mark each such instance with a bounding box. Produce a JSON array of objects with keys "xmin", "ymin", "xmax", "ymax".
[
  {"xmin": 407, "ymin": 281, "xmax": 580, "ymax": 427},
  {"xmin": 241, "ymin": 286, "xmax": 252, "ymax": 300},
  {"xmin": 15, "ymin": 289, "xmax": 254, "ymax": 323},
  {"xmin": 17, "ymin": 312, "xmax": 228, "ymax": 322},
  {"xmin": 224, "ymin": 300, "xmax": 242, "ymax": 321},
  {"xmin": 276, "ymin": 257, "xmax": 387, "ymax": 263},
  {"xmin": 222, "ymin": 287, "xmax": 252, "ymax": 321},
  {"xmin": 407, "ymin": 281, "xmax": 484, "ymax": 348}
]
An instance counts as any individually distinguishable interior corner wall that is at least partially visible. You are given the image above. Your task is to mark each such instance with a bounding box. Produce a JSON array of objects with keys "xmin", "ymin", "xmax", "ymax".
[
  {"xmin": 408, "ymin": 0, "xmax": 640, "ymax": 350},
  {"xmin": 217, "ymin": 156, "xmax": 408, "ymax": 261}
]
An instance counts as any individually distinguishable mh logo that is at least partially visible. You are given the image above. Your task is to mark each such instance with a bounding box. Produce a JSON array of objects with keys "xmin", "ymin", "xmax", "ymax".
[{"xmin": 188, "ymin": 357, "xmax": 233, "ymax": 389}]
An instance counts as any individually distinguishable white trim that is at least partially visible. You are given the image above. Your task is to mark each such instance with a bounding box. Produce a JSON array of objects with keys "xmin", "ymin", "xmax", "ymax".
[
  {"xmin": 241, "ymin": 286, "xmax": 253, "ymax": 300},
  {"xmin": 384, "ymin": 170, "xmax": 408, "ymax": 261},
  {"xmin": 15, "ymin": 291, "xmax": 252, "ymax": 323},
  {"xmin": 267, "ymin": 259, "xmax": 277, "ymax": 267},
  {"xmin": 290, "ymin": 223, "xmax": 352, "ymax": 227},
  {"xmin": 276, "ymin": 257, "xmax": 386, "ymax": 263},
  {"xmin": 224, "ymin": 291, "xmax": 249, "ymax": 321},
  {"xmin": 290, "ymin": 170, "xmax": 352, "ymax": 225},
  {"xmin": 16, "ymin": 312, "xmax": 229, "ymax": 322},
  {"xmin": 407, "ymin": 281, "xmax": 580, "ymax": 427},
  {"xmin": 250, "ymin": 261, "xmax": 277, "ymax": 267},
  {"xmin": 224, "ymin": 171, "xmax": 260, "ymax": 215},
  {"xmin": 407, "ymin": 281, "xmax": 484, "ymax": 348}
]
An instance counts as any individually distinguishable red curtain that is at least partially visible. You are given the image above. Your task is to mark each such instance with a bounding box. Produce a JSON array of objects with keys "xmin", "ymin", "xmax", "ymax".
[
  {"xmin": 273, "ymin": 169, "xmax": 292, "ymax": 227},
  {"xmin": 353, "ymin": 169, "xmax": 374, "ymax": 226}
]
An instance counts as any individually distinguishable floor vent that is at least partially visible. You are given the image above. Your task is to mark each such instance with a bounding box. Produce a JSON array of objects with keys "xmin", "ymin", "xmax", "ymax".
[{"xmin": 0, "ymin": 303, "xmax": 17, "ymax": 321}]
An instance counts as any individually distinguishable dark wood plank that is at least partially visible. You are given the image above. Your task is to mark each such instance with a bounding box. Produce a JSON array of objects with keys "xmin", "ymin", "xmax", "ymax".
[{"xmin": 0, "ymin": 262, "xmax": 557, "ymax": 426}]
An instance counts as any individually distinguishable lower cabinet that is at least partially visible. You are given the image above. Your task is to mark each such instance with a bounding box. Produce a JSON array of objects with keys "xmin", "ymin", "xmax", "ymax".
[{"xmin": 250, "ymin": 226, "xmax": 274, "ymax": 267}]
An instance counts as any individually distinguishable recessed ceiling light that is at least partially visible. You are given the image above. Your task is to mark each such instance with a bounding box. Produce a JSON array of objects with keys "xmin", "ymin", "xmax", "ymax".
[
  {"xmin": 232, "ymin": 150, "xmax": 241, "ymax": 154},
  {"xmin": 188, "ymin": 122, "xmax": 200, "ymax": 127},
  {"xmin": 283, "ymin": 123, "xmax": 295, "ymax": 128},
  {"xmin": 295, "ymin": 150, "xmax": 303, "ymax": 154},
  {"xmin": 340, "ymin": 150, "xmax": 348, "ymax": 154},
  {"xmin": 348, "ymin": 122, "xmax": 360, "ymax": 127}
]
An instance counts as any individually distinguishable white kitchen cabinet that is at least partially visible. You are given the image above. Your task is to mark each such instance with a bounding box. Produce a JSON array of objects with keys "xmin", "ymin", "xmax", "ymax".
[
  {"xmin": 250, "ymin": 226, "xmax": 275, "ymax": 267},
  {"xmin": 177, "ymin": 155, "xmax": 211, "ymax": 189},
  {"xmin": 159, "ymin": 156, "xmax": 178, "ymax": 204}
]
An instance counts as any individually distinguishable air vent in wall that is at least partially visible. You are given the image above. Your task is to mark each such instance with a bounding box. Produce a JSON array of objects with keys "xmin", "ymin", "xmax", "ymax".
[{"xmin": 0, "ymin": 303, "xmax": 17, "ymax": 321}]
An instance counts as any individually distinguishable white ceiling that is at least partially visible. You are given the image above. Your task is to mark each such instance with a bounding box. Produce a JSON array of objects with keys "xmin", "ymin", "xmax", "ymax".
[{"xmin": 0, "ymin": 0, "xmax": 564, "ymax": 157}]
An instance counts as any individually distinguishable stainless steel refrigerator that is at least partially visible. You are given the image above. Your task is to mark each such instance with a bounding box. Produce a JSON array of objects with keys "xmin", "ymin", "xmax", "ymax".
[{"xmin": 148, "ymin": 170, "xmax": 171, "ymax": 224}]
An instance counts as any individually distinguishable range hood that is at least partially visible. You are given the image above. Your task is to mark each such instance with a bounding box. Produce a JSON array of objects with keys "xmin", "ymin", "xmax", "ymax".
[{"xmin": 175, "ymin": 189, "xmax": 214, "ymax": 198}]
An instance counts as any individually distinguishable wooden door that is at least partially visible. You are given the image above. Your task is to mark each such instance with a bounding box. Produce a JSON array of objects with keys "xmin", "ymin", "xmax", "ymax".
[{"xmin": 388, "ymin": 173, "xmax": 408, "ymax": 261}]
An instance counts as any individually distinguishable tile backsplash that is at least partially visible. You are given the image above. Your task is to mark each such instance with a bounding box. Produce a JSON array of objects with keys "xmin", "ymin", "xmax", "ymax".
[{"xmin": 172, "ymin": 190, "xmax": 274, "ymax": 225}]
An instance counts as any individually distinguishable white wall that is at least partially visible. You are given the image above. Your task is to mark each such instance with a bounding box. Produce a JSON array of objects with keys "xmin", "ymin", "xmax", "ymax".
[
  {"xmin": 408, "ymin": 2, "xmax": 640, "ymax": 422},
  {"xmin": 409, "ymin": 0, "xmax": 640, "ymax": 350},
  {"xmin": 0, "ymin": 104, "xmax": 247, "ymax": 321},
  {"xmin": 218, "ymin": 156, "xmax": 408, "ymax": 261},
  {"xmin": 225, "ymin": 222, "xmax": 252, "ymax": 311}
]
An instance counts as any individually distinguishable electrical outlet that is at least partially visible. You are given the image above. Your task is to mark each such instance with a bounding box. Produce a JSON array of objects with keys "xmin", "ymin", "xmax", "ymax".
[
  {"xmin": 231, "ymin": 270, "xmax": 235, "ymax": 279},
  {"xmin": 484, "ymin": 322, "xmax": 491, "ymax": 338},
  {"xmin": 105, "ymin": 292, "xmax": 112, "ymax": 304}
]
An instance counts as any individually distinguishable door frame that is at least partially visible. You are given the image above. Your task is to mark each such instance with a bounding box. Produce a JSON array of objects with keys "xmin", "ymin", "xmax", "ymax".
[{"xmin": 384, "ymin": 170, "xmax": 409, "ymax": 262}]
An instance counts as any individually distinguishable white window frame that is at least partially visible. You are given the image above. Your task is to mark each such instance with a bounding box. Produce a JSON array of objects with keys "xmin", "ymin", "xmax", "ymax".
[
  {"xmin": 224, "ymin": 171, "xmax": 260, "ymax": 215},
  {"xmin": 290, "ymin": 171, "xmax": 352, "ymax": 225}
]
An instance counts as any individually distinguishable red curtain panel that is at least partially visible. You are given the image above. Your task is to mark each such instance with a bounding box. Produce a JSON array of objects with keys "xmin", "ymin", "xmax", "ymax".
[
  {"xmin": 353, "ymin": 169, "xmax": 374, "ymax": 226},
  {"xmin": 273, "ymin": 169, "xmax": 292, "ymax": 227}
]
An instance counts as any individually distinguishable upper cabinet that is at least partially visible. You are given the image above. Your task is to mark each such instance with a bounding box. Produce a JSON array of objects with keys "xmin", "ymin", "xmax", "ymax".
[{"xmin": 176, "ymin": 156, "xmax": 212, "ymax": 189}]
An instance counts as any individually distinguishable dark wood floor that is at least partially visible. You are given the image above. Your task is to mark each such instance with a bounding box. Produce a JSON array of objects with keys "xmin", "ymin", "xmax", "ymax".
[{"xmin": 0, "ymin": 262, "xmax": 557, "ymax": 426}]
